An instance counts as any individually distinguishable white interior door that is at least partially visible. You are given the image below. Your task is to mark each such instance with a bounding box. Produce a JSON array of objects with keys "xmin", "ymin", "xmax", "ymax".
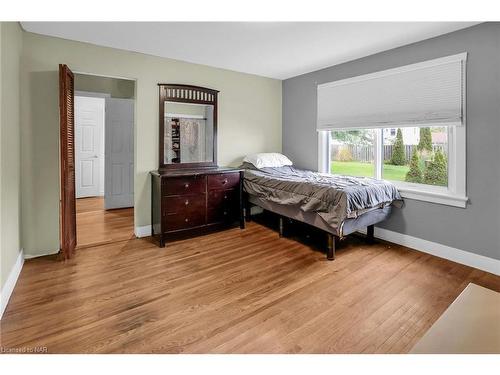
[
  {"xmin": 75, "ymin": 96, "xmax": 105, "ymax": 198},
  {"xmin": 105, "ymin": 98, "xmax": 134, "ymax": 209}
]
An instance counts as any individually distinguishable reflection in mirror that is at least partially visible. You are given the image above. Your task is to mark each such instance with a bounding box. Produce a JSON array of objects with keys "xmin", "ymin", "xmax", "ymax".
[{"xmin": 164, "ymin": 102, "xmax": 214, "ymax": 164}]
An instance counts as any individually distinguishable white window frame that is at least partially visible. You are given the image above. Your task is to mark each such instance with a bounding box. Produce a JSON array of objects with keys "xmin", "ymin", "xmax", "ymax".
[
  {"xmin": 318, "ymin": 125, "xmax": 467, "ymax": 208},
  {"xmin": 318, "ymin": 53, "xmax": 468, "ymax": 208}
]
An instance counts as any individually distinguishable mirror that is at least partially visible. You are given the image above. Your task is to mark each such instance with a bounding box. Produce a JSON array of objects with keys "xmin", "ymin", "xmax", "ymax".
[
  {"xmin": 159, "ymin": 84, "xmax": 218, "ymax": 170},
  {"xmin": 164, "ymin": 102, "xmax": 214, "ymax": 164}
]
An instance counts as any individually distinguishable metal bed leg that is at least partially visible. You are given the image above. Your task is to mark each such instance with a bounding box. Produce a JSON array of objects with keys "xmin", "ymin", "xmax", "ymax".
[
  {"xmin": 245, "ymin": 195, "xmax": 252, "ymax": 222},
  {"xmin": 327, "ymin": 233, "xmax": 335, "ymax": 261},
  {"xmin": 366, "ymin": 224, "xmax": 375, "ymax": 244},
  {"xmin": 279, "ymin": 216, "xmax": 284, "ymax": 237}
]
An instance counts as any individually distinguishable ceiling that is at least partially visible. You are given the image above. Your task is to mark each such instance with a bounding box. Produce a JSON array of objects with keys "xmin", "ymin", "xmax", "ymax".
[{"xmin": 21, "ymin": 22, "xmax": 479, "ymax": 79}]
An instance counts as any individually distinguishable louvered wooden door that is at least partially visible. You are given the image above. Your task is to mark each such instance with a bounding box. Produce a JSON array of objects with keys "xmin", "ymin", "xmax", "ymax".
[{"xmin": 59, "ymin": 64, "xmax": 77, "ymax": 259}]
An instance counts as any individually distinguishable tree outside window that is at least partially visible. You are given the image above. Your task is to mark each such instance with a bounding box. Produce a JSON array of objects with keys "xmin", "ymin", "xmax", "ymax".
[{"xmin": 330, "ymin": 126, "xmax": 448, "ymax": 187}]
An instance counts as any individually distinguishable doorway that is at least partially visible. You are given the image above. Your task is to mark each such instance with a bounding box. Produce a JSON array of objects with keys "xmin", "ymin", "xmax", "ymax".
[
  {"xmin": 75, "ymin": 96, "xmax": 105, "ymax": 199},
  {"xmin": 71, "ymin": 73, "xmax": 136, "ymax": 249}
]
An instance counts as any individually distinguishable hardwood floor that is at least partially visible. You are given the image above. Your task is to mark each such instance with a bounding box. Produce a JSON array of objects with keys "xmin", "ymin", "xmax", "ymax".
[
  {"xmin": 1, "ymin": 221, "xmax": 499, "ymax": 353},
  {"xmin": 76, "ymin": 197, "xmax": 134, "ymax": 249}
]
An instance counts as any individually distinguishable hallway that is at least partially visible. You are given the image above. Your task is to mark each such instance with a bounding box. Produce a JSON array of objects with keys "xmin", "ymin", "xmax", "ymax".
[{"xmin": 76, "ymin": 197, "xmax": 134, "ymax": 249}]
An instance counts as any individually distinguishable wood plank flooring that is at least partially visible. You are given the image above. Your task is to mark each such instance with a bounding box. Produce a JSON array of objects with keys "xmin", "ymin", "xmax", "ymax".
[
  {"xmin": 76, "ymin": 197, "xmax": 134, "ymax": 249},
  {"xmin": 1, "ymin": 221, "xmax": 499, "ymax": 353}
]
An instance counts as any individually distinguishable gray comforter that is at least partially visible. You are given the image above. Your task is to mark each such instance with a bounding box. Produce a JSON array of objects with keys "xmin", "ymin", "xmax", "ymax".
[{"xmin": 242, "ymin": 163, "xmax": 403, "ymax": 228}]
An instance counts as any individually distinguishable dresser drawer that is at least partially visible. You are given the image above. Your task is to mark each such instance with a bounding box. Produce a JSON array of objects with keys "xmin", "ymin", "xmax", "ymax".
[
  {"xmin": 207, "ymin": 173, "xmax": 240, "ymax": 190},
  {"xmin": 164, "ymin": 210, "xmax": 205, "ymax": 231},
  {"xmin": 208, "ymin": 189, "xmax": 238, "ymax": 209},
  {"xmin": 152, "ymin": 169, "xmax": 243, "ymax": 244},
  {"xmin": 207, "ymin": 206, "xmax": 237, "ymax": 224},
  {"xmin": 163, "ymin": 176, "xmax": 206, "ymax": 196},
  {"xmin": 164, "ymin": 194, "xmax": 206, "ymax": 215}
]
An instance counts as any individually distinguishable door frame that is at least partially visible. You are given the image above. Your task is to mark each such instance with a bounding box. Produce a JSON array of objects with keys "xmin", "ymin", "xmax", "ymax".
[{"xmin": 59, "ymin": 70, "xmax": 138, "ymax": 257}]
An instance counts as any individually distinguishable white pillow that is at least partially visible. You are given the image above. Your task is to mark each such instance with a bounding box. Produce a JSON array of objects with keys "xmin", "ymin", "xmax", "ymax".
[{"xmin": 243, "ymin": 153, "xmax": 293, "ymax": 169}]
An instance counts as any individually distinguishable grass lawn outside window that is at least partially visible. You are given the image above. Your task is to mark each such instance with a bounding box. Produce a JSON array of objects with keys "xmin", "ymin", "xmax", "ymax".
[{"xmin": 331, "ymin": 161, "xmax": 409, "ymax": 181}]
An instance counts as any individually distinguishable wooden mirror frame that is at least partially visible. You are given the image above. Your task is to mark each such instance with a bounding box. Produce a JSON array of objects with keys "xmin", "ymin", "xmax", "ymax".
[{"xmin": 158, "ymin": 84, "xmax": 219, "ymax": 170}]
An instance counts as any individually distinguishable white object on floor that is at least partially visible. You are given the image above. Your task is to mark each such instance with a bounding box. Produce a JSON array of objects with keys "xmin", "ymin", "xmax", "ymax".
[{"xmin": 411, "ymin": 283, "xmax": 500, "ymax": 354}]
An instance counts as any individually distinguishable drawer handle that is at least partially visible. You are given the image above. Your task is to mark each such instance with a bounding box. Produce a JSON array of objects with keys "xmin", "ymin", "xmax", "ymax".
[
  {"xmin": 222, "ymin": 179, "xmax": 228, "ymax": 184},
  {"xmin": 185, "ymin": 218, "xmax": 189, "ymax": 223},
  {"xmin": 184, "ymin": 183, "xmax": 190, "ymax": 189},
  {"xmin": 184, "ymin": 200, "xmax": 189, "ymax": 205}
]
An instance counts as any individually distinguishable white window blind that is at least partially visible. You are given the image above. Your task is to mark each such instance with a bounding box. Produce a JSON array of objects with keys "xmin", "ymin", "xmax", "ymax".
[{"xmin": 317, "ymin": 53, "xmax": 466, "ymax": 131}]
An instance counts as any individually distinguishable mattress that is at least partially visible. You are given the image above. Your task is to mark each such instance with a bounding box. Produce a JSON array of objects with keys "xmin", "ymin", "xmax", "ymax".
[{"xmin": 242, "ymin": 163, "xmax": 402, "ymax": 231}]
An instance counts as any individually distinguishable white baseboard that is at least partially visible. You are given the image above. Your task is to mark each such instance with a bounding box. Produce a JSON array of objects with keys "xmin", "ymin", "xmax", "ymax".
[
  {"xmin": 361, "ymin": 227, "xmax": 500, "ymax": 276},
  {"xmin": 1, "ymin": 249, "xmax": 24, "ymax": 319},
  {"xmin": 135, "ymin": 225, "xmax": 152, "ymax": 238},
  {"xmin": 24, "ymin": 249, "xmax": 59, "ymax": 259}
]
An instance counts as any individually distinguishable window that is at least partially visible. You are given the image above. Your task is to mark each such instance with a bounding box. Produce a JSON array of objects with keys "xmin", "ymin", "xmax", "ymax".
[
  {"xmin": 329, "ymin": 127, "xmax": 449, "ymax": 186},
  {"xmin": 321, "ymin": 125, "xmax": 464, "ymax": 207},
  {"xmin": 331, "ymin": 129, "xmax": 376, "ymax": 178},
  {"xmin": 317, "ymin": 53, "xmax": 467, "ymax": 207},
  {"xmin": 381, "ymin": 126, "xmax": 448, "ymax": 187}
]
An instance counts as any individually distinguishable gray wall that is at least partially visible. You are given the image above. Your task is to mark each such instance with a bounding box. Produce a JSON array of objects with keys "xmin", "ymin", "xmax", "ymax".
[{"xmin": 283, "ymin": 22, "xmax": 500, "ymax": 260}]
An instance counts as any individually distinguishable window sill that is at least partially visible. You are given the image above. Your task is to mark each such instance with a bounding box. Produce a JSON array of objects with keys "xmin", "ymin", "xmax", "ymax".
[{"xmin": 395, "ymin": 185, "xmax": 468, "ymax": 208}]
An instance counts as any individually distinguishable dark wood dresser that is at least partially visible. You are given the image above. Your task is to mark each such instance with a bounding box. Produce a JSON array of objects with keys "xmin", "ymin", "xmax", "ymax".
[{"xmin": 151, "ymin": 167, "xmax": 244, "ymax": 247}]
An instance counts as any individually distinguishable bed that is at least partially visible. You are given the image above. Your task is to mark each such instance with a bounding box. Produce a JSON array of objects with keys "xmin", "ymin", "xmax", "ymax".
[{"xmin": 242, "ymin": 160, "xmax": 403, "ymax": 260}]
